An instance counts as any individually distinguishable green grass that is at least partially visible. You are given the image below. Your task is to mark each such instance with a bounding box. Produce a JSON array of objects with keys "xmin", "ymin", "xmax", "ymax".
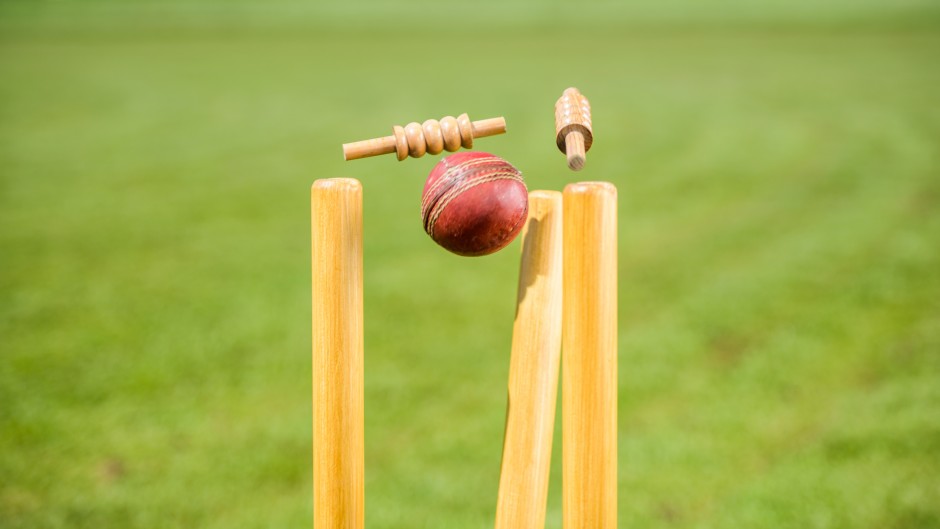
[{"xmin": 2, "ymin": 3, "xmax": 939, "ymax": 527}]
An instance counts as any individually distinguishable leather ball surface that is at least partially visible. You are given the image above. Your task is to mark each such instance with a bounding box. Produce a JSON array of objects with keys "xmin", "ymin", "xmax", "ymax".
[{"xmin": 421, "ymin": 152, "xmax": 528, "ymax": 257}]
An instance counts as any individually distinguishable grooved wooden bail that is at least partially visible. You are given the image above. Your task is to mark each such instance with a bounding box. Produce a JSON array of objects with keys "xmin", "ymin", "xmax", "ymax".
[
  {"xmin": 555, "ymin": 87, "xmax": 593, "ymax": 171},
  {"xmin": 342, "ymin": 114, "xmax": 507, "ymax": 161}
]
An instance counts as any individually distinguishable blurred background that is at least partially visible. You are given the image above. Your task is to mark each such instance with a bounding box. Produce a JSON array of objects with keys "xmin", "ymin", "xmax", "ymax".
[{"xmin": 1, "ymin": 1, "xmax": 938, "ymax": 528}]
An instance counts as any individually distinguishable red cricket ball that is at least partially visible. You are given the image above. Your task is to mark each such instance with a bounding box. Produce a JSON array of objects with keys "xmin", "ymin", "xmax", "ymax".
[{"xmin": 421, "ymin": 152, "xmax": 528, "ymax": 257}]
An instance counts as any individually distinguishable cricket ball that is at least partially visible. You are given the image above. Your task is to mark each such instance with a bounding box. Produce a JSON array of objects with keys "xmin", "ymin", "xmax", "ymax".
[{"xmin": 421, "ymin": 152, "xmax": 528, "ymax": 257}]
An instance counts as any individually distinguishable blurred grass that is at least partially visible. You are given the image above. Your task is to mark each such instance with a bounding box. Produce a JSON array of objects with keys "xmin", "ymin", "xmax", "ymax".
[
  {"xmin": 1, "ymin": 1, "xmax": 939, "ymax": 528},
  {"xmin": 2, "ymin": 0, "xmax": 940, "ymax": 33}
]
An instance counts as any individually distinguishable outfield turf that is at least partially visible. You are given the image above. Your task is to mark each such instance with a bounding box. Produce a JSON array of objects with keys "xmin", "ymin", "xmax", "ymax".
[{"xmin": 1, "ymin": 3, "xmax": 939, "ymax": 528}]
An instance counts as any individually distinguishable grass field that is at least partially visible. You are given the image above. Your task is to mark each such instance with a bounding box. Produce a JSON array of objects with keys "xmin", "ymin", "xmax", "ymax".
[{"xmin": 2, "ymin": 2, "xmax": 939, "ymax": 528}]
